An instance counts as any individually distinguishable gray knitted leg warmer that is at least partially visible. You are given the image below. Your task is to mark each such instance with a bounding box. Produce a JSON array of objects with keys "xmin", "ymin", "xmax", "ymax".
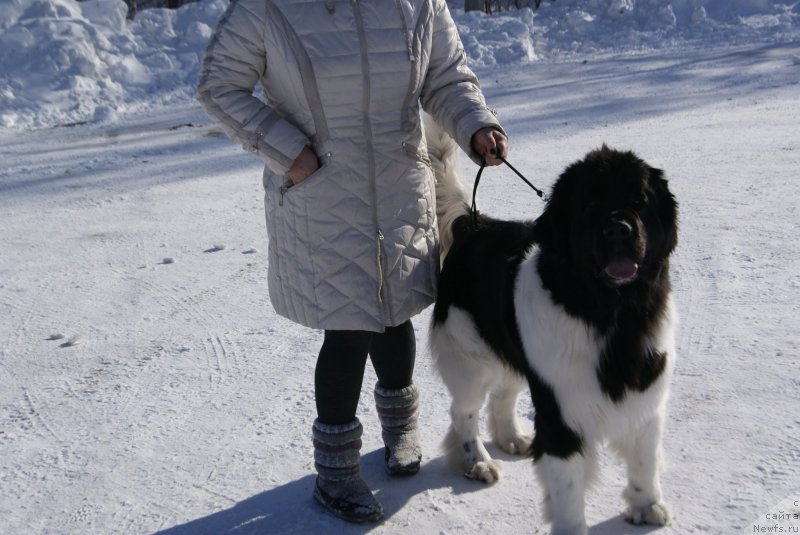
[
  {"xmin": 312, "ymin": 418, "xmax": 383, "ymax": 523},
  {"xmin": 374, "ymin": 383, "xmax": 422, "ymax": 476}
]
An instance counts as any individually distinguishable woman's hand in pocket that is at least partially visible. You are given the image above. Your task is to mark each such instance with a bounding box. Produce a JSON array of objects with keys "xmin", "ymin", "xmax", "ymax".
[{"xmin": 287, "ymin": 146, "xmax": 320, "ymax": 185}]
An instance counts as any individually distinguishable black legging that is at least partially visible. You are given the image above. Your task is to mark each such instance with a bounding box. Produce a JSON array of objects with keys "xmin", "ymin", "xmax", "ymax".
[{"xmin": 315, "ymin": 320, "xmax": 415, "ymax": 425}]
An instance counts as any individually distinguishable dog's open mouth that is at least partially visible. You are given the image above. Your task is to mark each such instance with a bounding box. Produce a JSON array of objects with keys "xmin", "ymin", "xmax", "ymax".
[{"xmin": 604, "ymin": 259, "xmax": 639, "ymax": 283}]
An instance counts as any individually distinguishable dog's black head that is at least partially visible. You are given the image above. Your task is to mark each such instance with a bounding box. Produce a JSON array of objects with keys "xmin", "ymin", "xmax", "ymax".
[{"xmin": 533, "ymin": 145, "xmax": 678, "ymax": 295}]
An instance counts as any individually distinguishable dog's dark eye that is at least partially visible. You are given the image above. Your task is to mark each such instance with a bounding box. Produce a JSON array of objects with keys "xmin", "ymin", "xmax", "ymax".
[{"xmin": 632, "ymin": 194, "xmax": 648, "ymax": 208}]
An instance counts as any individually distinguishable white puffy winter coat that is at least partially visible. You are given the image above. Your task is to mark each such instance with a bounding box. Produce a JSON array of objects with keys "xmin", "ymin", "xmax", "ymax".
[{"xmin": 197, "ymin": 0, "xmax": 503, "ymax": 331}]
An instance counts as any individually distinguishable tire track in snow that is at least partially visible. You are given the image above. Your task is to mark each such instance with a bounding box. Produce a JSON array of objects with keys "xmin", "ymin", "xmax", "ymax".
[
  {"xmin": 672, "ymin": 261, "xmax": 705, "ymax": 377},
  {"xmin": 21, "ymin": 387, "xmax": 62, "ymax": 443},
  {"xmin": 118, "ymin": 272, "xmax": 240, "ymax": 388},
  {"xmin": 181, "ymin": 285, "xmax": 242, "ymax": 378},
  {"xmin": 203, "ymin": 335, "xmax": 224, "ymax": 387}
]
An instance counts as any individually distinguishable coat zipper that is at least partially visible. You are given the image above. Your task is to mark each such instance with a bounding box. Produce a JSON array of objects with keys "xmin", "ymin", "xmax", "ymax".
[
  {"xmin": 376, "ymin": 229, "xmax": 385, "ymax": 303},
  {"xmin": 353, "ymin": 0, "xmax": 391, "ymax": 321}
]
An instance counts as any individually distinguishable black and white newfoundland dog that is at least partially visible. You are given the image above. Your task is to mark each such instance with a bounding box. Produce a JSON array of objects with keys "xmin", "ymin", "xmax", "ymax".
[{"xmin": 426, "ymin": 120, "xmax": 678, "ymax": 535}]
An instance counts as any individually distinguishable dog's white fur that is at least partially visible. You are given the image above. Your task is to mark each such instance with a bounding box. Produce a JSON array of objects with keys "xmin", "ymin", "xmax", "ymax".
[
  {"xmin": 433, "ymin": 307, "xmax": 531, "ymax": 482},
  {"xmin": 425, "ymin": 115, "xmax": 470, "ymax": 264},
  {"xmin": 427, "ymin": 117, "xmax": 675, "ymax": 534}
]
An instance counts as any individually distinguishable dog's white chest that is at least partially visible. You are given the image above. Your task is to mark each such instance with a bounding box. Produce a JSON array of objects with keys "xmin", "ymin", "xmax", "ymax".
[{"xmin": 514, "ymin": 253, "xmax": 674, "ymax": 441}]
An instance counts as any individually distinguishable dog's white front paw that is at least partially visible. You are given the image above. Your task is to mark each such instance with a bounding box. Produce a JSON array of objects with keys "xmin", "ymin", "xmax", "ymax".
[
  {"xmin": 550, "ymin": 522, "xmax": 588, "ymax": 535},
  {"xmin": 625, "ymin": 501, "xmax": 672, "ymax": 526},
  {"xmin": 494, "ymin": 433, "xmax": 533, "ymax": 455},
  {"xmin": 465, "ymin": 459, "xmax": 502, "ymax": 483}
]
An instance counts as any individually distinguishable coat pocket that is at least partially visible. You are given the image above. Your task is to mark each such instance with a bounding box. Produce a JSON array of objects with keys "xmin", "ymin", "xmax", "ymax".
[
  {"xmin": 265, "ymin": 165, "xmax": 333, "ymax": 263},
  {"xmin": 401, "ymin": 140, "xmax": 432, "ymax": 168},
  {"xmin": 398, "ymin": 140, "xmax": 437, "ymax": 246},
  {"xmin": 278, "ymin": 161, "xmax": 334, "ymax": 208},
  {"xmin": 264, "ymin": 165, "xmax": 330, "ymax": 325}
]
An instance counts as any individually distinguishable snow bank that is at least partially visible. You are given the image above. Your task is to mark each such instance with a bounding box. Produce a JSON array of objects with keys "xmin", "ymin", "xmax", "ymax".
[
  {"xmin": 0, "ymin": 0, "xmax": 797, "ymax": 130},
  {"xmin": 0, "ymin": 0, "xmax": 226, "ymax": 129},
  {"xmin": 528, "ymin": 0, "xmax": 800, "ymax": 55}
]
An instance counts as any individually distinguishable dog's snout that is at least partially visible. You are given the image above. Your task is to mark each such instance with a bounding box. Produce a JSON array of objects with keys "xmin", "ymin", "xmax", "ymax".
[{"xmin": 603, "ymin": 217, "xmax": 633, "ymax": 242}]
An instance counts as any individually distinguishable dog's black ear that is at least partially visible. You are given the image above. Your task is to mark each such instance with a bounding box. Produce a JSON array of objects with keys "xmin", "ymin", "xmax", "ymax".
[
  {"xmin": 532, "ymin": 201, "xmax": 556, "ymax": 250},
  {"xmin": 532, "ymin": 162, "xmax": 579, "ymax": 256},
  {"xmin": 648, "ymin": 166, "xmax": 679, "ymax": 255}
]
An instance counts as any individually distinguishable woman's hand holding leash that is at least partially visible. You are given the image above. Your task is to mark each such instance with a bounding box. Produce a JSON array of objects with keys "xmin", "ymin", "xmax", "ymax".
[
  {"xmin": 471, "ymin": 127, "xmax": 508, "ymax": 165},
  {"xmin": 469, "ymin": 129, "xmax": 546, "ymax": 230}
]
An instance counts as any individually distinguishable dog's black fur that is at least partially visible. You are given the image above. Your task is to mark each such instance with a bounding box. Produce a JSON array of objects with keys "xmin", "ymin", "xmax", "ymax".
[
  {"xmin": 430, "ymin": 141, "xmax": 679, "ymax": 531},
  {"xmin": 433, "ymin": 145, "xmax": 678, "ymax": 460}
]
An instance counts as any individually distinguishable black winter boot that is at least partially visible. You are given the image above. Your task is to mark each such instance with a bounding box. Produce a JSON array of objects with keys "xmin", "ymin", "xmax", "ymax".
[
  {"xmin": 312, "ymin": 418, "xmax": 383, "ymax": 523},
  {"xmin": 374, "ymin": 383, "xmax": 422, "ymax": 476}
]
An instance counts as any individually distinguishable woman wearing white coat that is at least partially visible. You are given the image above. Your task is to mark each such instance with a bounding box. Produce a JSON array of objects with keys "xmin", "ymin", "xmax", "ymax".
[{"xmin": 197, "ymin": 0, "xmax": 507, "ymax": 522}]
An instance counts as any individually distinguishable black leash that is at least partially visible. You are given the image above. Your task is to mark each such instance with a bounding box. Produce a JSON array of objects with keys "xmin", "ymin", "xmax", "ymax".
[{"xmin": 471, "ymin": 155, "xmax": 547, "ymax": 229}]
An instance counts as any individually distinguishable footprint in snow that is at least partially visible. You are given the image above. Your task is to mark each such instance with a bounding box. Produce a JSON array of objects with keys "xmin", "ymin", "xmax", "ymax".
[
  {"xmin": 48, "ymin": 334, "xmax": 81, "ymax": 347},
  {"xmin": 60, "ymin": 336, "xmax": 81, "ymax": 348}
]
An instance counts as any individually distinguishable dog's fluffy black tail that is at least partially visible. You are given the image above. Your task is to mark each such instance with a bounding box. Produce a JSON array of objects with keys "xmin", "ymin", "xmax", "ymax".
[{"xmin": 424, "ymin": 114, "xmax": 471, "ymax": 264}]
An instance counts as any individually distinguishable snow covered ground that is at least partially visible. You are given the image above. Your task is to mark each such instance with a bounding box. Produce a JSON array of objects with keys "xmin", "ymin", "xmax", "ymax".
[{"xmin": 1, "ymin": 1, "xmax": 799, "ymax": 534}]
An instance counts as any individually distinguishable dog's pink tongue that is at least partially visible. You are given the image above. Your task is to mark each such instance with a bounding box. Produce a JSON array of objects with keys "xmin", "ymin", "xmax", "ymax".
[{"xmin": 605, "ymin": 259, "xmax": 639, "ymax": 281}]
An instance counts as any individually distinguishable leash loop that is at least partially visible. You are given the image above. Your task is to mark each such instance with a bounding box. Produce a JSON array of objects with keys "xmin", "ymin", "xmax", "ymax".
[
  {"xmin": 471, "ymin": 156, "xmax": 546, "ymax": 230},
  {"xmin": 470, "ymin": 162, "xmax": 485, "ymax": 230},
  {"xmin": 499, "ymin": 156, "xmax": 546, "ymax": 200}
]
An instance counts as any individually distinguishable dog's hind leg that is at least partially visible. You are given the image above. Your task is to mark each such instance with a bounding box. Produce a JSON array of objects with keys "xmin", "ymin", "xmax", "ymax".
[
  {"xmin": 488, "ymin": 374, "xmax": 532, "ymax": 455},
  {"xmin": 611, "ymin": 415, "xmax": 672, "ymax": 526},
  {"xmin": 536, "ymin": 451, "xmax": 593, "ymax": 535},
  {"xmin": 443, "ymin": 392, "xmax": 502, "ymax": 483},
  {"xmin": 431, "ymin": 313, "xmax": 504, "ymax": 483},
  {"xmin": 436, "ymin": 349, "xmax": 502, "ymax": 482}
]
